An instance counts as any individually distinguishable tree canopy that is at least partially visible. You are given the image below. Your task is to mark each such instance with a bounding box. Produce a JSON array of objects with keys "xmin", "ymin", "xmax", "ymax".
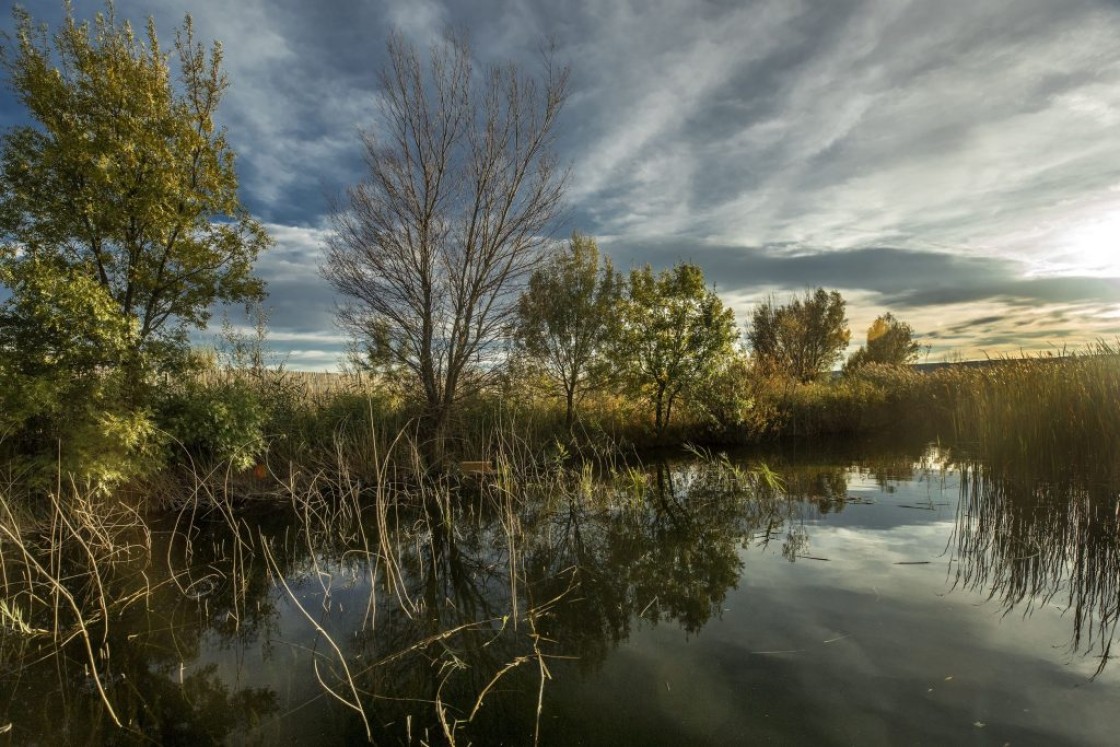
[
  {"xmin": 0, "ymin": 2, "xmax": 268, "ymax": 487},
  {"xmin": 615, "ymin": 262, "xmax": 737, "ymax": 439},
  {"xmin": 844, "ymin": 312, "xmax": 922, "ymax": 372},
  {"xmin": 0, "ymin": 2, "xmax": 269, "ymax": 378},
  {"xmin": 748, "ymin": 288, "xmax": 849, "ymax": 382},
  {"xmin": 512, "ymin": 233, "xmax": 622, "ymax": 428}
]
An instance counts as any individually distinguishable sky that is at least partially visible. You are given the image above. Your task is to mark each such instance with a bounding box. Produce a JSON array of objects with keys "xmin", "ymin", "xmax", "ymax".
[{"xmin": 2, "ymin": 0, "xmax": 1120, "ymax": 370}]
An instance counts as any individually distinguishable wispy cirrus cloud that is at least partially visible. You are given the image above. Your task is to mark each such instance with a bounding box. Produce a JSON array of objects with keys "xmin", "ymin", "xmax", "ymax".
[
  {"xmin": 4, "ymin": 0, "xmax": 1120, "ymax": 367},
  {"xmin": 566, "ymin": 0, "xmax": 1120, "ymax": 259}
]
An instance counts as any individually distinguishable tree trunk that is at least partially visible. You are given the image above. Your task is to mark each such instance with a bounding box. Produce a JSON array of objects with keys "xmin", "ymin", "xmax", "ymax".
[
  {"xmin": 664, "ymin": 390, "xmax": 677, "ymax": 440},
  {"xmin": 654, "ymin": 384, "xmax": 666, "ymax": 442},
  {"xmin": 121, "ymin": 344, "xmax": 148, "ymax": 410},
  {"xmin": 420, "ymin": 403, "xmax": 452, "ymax": 472},
  {"xmin": 565, "ymin": 386, "xmax": 576, "ymax": 431}
]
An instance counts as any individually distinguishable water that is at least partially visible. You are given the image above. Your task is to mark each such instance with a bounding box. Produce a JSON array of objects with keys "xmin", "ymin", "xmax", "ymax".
[{"xmin": 3, "ymin": 442, "xmax": 1119, "ymax": 745}]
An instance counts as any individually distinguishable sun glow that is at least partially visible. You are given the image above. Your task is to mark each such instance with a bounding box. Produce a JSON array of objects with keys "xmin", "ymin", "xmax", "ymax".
[{"xmin": 1056, "ymin": 213, "xmax": 1120, "ymax": 276}]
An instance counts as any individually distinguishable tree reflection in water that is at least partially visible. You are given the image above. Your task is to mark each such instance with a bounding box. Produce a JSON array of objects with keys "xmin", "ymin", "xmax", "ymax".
[
  {"xmin": 328, "ymin": 458, "xmax": 801, "ymax": 743},
  {"xmin": 6, "ymin": 441, "xmax": 1119, "ymax": 743},
  {"xmin": 526, "ymin": 459, "xmax": 797, "ymax": 656}
]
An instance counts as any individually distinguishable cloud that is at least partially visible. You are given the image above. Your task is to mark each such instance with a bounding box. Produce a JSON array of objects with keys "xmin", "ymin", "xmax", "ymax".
[
  {"xmin": 887, "ymin": 276, "xmax": 1120, "ymax": 308},
  {"xmin": 563, "ymin": 0, "xmax": 1120, "ymax": 265},
  {"xmin": 600, "ymin": 238, "xmax": 1016, "ymax": 301},
  {"xmin": 5, "ymin": 0, "xmax": 1120, "ymax": 368},
  {"xmin": 251, "ymin": 223, "xmax": 339, "ymax": 336},
  {"xmin": 111, "ymin": 0, "xmax": 391, "ymax": 225},
  {"xmin": 598, "ymin": 237, "xmax": 1120, "ymax": 359}
]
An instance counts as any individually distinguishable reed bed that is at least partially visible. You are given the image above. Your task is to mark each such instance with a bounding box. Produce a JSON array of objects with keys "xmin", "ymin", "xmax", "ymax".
[
  {"xmin": 947, "ymin": 346, "xmax": 1120, "ymax": 475},
  {"xmin": 0, "ymin": 419, "xmax": 798, "ymax": 743}
]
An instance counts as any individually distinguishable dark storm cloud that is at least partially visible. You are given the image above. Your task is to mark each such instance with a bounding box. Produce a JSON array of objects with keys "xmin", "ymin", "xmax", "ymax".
[
  {"xmin": 960, "ymin": 316, "xmax": 1008, "ymax": 329},
  {"xmin": 255, "ymin": 270, "xmax": 337, "ymax": 338},
  {"xmin": 970, "ymin": 327, "xmax": 1080, "ymax": 349},
  {"xmin": 924, "ymin": 313, "xmax": 1080, "ymax": 344},
  {"xmin": 602, "ymin": 237, "xmax": 1006, "ymax": 296},
  {"xmin": 884, "ymin": 276, "xmax": 1120, "ymax": 309}
]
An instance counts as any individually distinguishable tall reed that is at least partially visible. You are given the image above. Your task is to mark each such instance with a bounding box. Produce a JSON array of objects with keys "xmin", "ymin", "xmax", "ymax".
[{"xmin": 944, "ymin": 345, "xmax": 1120, "ymax": 481}]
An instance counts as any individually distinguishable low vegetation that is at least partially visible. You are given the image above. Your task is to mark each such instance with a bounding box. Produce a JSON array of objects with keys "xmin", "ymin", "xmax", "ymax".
[{"xmin": 5, "ymin": 338, "xmax": 1101, "ymax": 501}]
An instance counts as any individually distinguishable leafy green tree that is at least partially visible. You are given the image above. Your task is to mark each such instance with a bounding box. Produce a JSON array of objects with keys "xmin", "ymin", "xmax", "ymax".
[
  {"xmin": 616, "ymin": 262, "xmax": 737, "ymax": 440},
  {"xmin": 512, "ymin": 233, "xmax": 622, "ymax": 428},
  {"xmin": 0, "ymin": 3, "xmax": 269, "ymax": 380},
  {"xmin": 0, "ymin": 3, "xmax": 268, "ymax": 487},
  {"xmin": 687, "ymin": 349, "xmax": 774, "ymax": 441},
  {"xmin": 0, "ymin": 256, "xmax": 161, "ymax": 486},
  {"xmin": 748, "ymin": 288, "xmax": 849, "ymax": 383},
  {"xmin": 844, "ymin": 312, "xmax": 921, "ymax": 373}
]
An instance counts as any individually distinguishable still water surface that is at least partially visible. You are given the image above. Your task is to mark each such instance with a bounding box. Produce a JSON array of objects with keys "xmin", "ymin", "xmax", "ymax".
[{"xmin": 3, "ymin": 442, "xmax": 1119, "ymax": 745}]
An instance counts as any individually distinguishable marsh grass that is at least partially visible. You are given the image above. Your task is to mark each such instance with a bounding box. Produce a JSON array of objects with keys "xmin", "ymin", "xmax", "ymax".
[
  {"xmin": 3, "ymin": 343, "xmax": 1118, "ymax": 740},
  {"xmin": 0, "ymin": 480, "xmax": 155, "ymax": 728},
  {"xmin": 947, "ymin": 345, "xmax": 1120, "ymax": 472},
  {"xmin": 737, "ymin": 345, "xmax": 1120, "ymax": 451}
]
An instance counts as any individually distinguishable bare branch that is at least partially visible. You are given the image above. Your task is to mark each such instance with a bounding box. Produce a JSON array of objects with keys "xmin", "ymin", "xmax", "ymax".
[{"xmin": 322, "ymin": 34, "xmax": 568, "ymax": 458}]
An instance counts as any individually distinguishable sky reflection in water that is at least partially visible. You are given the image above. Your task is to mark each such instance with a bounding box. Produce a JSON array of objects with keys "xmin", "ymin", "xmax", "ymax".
[
  {"xmin": 3, "ymin": 445, "xmax": 1119, "ymax": 745},
  {"xmin": 551, "ymin": 466, "xmax": 1117, "ymax": 746}
]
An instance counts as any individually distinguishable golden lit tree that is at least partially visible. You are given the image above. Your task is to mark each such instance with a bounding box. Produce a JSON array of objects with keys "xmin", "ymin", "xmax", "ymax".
[
  {"xmin": 844, "ymin": 312, "xmax": 921, "ymax": 372},
  {"xmin": 0, "ymin": 2, "xmax": 268, "ymax": 486},
  {"xmin": 748, "ymin": 288, "xmax": 849, "ymax": 382},
  {"xmin": 0, "ymin": 2, "xmax": 269, "ymax": 379}
]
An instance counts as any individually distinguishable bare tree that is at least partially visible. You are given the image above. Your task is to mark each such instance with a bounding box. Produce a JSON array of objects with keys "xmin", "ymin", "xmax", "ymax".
[{"xmin": 322, "ymin": 33, "xmax": 568, "ymax": 461}]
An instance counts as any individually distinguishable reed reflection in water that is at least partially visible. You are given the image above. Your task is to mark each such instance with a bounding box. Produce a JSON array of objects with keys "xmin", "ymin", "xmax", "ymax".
[
  {"xmin": 952, "ymin": 456, "xmax": 1120, "ymax": 676},
  {"xmin": 4, "ymin": 441, "xmax": 1120, "ymax": 743}
]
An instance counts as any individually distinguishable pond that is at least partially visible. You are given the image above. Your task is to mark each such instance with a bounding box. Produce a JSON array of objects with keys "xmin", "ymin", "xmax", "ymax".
[{"xmin": 2, "ymin": 439, "xmax": 1119, "ymax": 745}]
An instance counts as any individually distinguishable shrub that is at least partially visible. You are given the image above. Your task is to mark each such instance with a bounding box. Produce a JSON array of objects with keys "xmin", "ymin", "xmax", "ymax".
[
  {"xmin": 156, "ymin": 378, "xmax": 267, "ymax": 470},
  {"xmin": 688, "ymin": 354, "xmax": 778, "ymax": 444}
]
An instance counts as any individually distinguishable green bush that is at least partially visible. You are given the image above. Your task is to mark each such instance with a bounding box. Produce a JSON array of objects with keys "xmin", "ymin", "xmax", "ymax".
[
  {"xmin": 688, "ymin": 355, "xmax": 777, "ymax": 444},
  {"xmin": 0, "ymin": 369, "xmax": 164, "ymax": 493},
  {"xmin": 156, "ymin": 378, "xmax": 267, "ymax": 470},
  {"xmin": 0, "ymin": 263, "xmax": 165, "ymax": 492}
]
